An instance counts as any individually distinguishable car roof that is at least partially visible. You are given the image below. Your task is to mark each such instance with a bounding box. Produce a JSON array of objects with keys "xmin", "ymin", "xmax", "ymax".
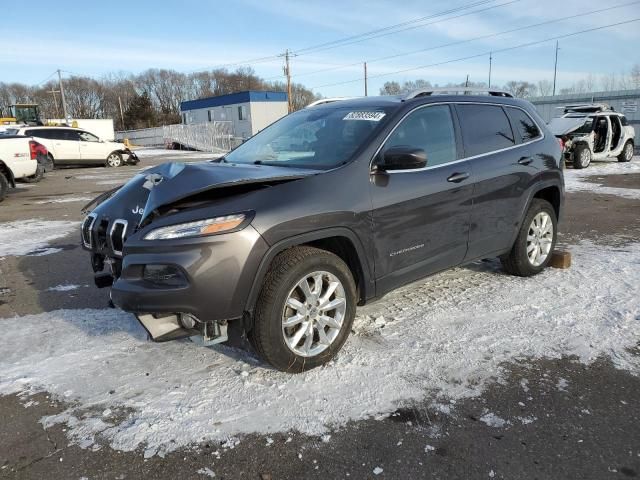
[
  {"xmin": 308, "ymin": 93, "xmax": 529, "ymax": 111},
  {"xmin": 21, "ymin": 126, "xmax": 75, "ymax": 130}
]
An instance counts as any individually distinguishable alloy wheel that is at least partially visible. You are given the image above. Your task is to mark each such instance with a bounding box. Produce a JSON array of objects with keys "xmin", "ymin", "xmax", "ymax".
[
  {"xmin": 580, "ymin": 148, "xmax": 591, "ymax": 167},
  {"xmin": 281, "ymin": 271, "xmax": 346, "ymax": 357},
  {"xmin": 107, "ymin": 154, "xmax": 121, "ymax": 167},
  {"xmin": 625, "ymin": 143, "xmax": 634, "ymax": 161},
  {"xmin": 526, "ymin": 212, "xmax": 553, "ymax": 267}
]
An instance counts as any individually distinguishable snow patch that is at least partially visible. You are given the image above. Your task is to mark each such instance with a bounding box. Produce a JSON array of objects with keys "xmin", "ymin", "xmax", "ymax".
[
  {"xmin": 33, "ymin": 196, "xmax": 92, "ymax": 204},
  {"xmin": 0, "ymin": 220, "xmax": 78, "ymax": 257},
  {"xmin": 1, "ymin": 241, "xmax": 640, "ymax": 456},
  {"xmin": 47, "ymin": 284, "xmax": 82, "ymax": 292},
  {"xmin": 479, "ymin": 412, "xmax": 509, "ymax": 428},
  {"xmin": 197, "ymin": 467, "xmax": 216, "ymax": 477},
  {"xmin": 556, "ymin": 378, "xmax": 569, "ymax": 391},
  {"xmin": 564, "ymin": 158, "xmax": 640, "ymax": 199}
]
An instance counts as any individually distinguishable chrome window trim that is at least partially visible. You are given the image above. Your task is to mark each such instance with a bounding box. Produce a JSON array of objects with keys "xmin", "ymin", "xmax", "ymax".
[
  {"xmin": 370, "ymin": 101, "xmax": 545, "ymax": 174},
  {"xmin": 109, "ymin": 219, "xmax": 128, "ymax": 257},
  {"xmin": 82, "ymin": 213, "xmax": 97, "ymax": 248}
]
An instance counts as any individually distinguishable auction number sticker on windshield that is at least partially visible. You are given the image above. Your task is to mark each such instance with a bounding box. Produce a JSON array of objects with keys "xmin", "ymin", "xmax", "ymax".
[{"xmin": 343, "ymin": 111, "xmax": 386, "ymax": 121}]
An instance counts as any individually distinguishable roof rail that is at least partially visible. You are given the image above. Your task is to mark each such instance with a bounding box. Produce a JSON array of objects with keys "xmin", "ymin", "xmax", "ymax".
[
  {"xmin": 306, "ymin": 97, "xmax": 355, "ymax": 108},
  {"xmin": 404, "ymin": 87, "xmax": 513, "ymax": 100}
]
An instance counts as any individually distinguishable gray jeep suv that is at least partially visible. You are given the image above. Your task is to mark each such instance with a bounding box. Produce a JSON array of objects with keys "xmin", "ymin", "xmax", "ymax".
[{"xmin": 82, "ymin": 88, "xmax": 564, "ymax": 372}]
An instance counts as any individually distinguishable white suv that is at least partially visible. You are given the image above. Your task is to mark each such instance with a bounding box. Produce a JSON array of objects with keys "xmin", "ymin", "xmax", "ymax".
[
  {"xmin": 7, "ymin": 126, "xmax": 139, "ymax": 168},
  {"xmin": 549, "ymin": 104, "xmax": 635, "ymax": 169}
]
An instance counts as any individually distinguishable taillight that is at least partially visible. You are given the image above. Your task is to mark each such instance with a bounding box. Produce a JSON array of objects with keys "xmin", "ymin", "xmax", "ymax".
[
  {"xmin": 557, "ymin": 137, "xmax": 565, "ymax": 151},
  {"xmin": 29, "ymin": 140, "xmax": 38, "ymax": 160}
]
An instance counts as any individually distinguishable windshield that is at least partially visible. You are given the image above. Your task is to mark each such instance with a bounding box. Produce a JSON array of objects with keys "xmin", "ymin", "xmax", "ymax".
[{"xmin": 223, "ymin": 106, "xmax": 392, "ymax": 169}]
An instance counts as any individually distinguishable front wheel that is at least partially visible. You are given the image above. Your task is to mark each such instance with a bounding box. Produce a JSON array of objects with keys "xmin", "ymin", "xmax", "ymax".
[
  {"xmin": 572, "ymin": 144, "xmax": 591, "ymax": 169},
  {"xmin": 618, "ymin": 141, "xmax": 634, "ymax": 162},
  {"xmin": 501, "ymin": 199, "xmax": 557, "ymax": 277},
  {"xmin": 105, "ymin": 152, "xmax": 123, "ymax": 168},
  {"xmin": 250, "ymin": 246, "xmax": 357, "ymax": 373}
]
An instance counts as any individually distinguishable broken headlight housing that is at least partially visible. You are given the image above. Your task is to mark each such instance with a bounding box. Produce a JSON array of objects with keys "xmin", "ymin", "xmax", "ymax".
[{"xmin": 143, "ymin": 214, "xmax": 247, "ymax": 240}]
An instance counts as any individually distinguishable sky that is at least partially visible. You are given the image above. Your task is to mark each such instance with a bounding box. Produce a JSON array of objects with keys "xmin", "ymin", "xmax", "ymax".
[{"xmin": 1, "ymin": 0, "xmax": 639, "ymax": 97}]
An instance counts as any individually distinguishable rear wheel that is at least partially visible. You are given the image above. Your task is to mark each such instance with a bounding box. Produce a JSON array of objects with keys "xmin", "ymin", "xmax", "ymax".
[
  {"xmin": 105, "ymin": 152, "xmax": 122, "ymax": 168},
  {"xmin": 573, "ymin": 144, "xmax": 591, "ymax": 169},
  {"xmin": 501, "ymin": 199, "xmax": 557, "ymax": 277},
  {"xmin": 21, "ymin": 163, "xmax": 45, "ymax": 183},
  {"xmin": 45, "ymin": 154, "xmax": 55, "ymax": 172},
  {"xmin": 250, "ymin": 246, "xmax": 357, "ymax": 373},
  {"xmin": 618, "ymin": 141, "xmax": 634, "ymax": 162},
  {"xmin": 0, "ymin": 173, "xmax": 9, "ymax": 202}
]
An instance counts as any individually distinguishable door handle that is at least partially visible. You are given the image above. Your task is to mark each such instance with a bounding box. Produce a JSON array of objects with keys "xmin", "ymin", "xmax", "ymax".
[
  {"xmin": 518, "ymin": 157, "xmax": 533, "ymax": 166},
  {"xmin": 447, "ymin": 172, "xmax": 470, "ymax": 183}
]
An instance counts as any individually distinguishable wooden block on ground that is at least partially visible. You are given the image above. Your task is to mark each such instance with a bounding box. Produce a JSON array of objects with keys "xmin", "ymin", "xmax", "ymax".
[{"xmin": 550, "ymin": 249, "xmax": 571, "ymax": 269}]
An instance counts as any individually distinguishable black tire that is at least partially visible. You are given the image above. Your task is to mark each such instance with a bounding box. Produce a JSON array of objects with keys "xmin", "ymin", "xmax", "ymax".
[
  {"xmin": 250, "ymin": 246, "xmax": 357, "ymax": 373},
  {"xmin": 21, "ymin": 164, "xmax": 45, "ymax": 183},
  {"xmin": 501, "ymin": 199, "xmax": 557, "ymax": 277},
  {"xmin": 45, "ymin": 154, "xmax": 55, "ymax": 172},
  {"xmin": 105, "ymin": 152, "xmax": 123, "ymax": 168},
  {"xmin": 572, "ymin": 144, "xmax": 591, "ymax": 169},
  {"xmin": 618, "ymin": 141, "xmax": 634, "ymax": 163},
  {"xmin": 0, "ymin": 172, "xmax": 8, "ymax": 203}
]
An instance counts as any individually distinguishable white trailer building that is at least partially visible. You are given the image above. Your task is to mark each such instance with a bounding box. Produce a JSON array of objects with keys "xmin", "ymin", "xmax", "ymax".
[{"xmin": 180, "ymin": 90, "xmax": 288, "ymax": 140}]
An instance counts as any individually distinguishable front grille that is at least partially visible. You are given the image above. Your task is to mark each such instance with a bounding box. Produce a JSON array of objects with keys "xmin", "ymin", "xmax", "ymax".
[
  {"xmin": 81, "ymin": 214, "xmax": 97, "ymax": 248},
  {"xmin": 109, "ymin": 219, "xmax": 128, "ymax": 257}
]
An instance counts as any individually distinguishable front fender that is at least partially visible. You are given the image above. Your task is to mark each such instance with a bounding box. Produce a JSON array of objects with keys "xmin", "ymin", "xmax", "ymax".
[{"xmin": 243, "ymin": 227, "xmax": 374, "ymax": 316}]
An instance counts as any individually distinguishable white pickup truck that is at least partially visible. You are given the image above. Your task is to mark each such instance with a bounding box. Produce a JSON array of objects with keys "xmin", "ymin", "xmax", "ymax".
[{"xmin": 0, "ymin": 135, "xmax": 46, "ymax": 202}]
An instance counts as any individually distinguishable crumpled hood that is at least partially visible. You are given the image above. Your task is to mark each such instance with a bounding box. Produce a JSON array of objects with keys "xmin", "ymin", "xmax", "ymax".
[
  {"xmin": 548, "ymin": 116, "xmax": 590, "ymax": 136},
  {"xmin": 88, "ymin": 161, "xmax": 319, "ymax": 227}
]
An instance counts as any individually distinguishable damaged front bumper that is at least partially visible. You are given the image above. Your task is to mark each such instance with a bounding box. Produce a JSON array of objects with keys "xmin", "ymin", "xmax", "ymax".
[{"xmin": 82, "ymin": 215, "xmax": 268, "ymax": 342}]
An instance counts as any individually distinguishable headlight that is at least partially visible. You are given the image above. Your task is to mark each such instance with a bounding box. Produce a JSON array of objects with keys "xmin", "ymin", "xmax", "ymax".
[{"xmin": 143, "ymin": 214, "xmax": 246, "ymax": 240}]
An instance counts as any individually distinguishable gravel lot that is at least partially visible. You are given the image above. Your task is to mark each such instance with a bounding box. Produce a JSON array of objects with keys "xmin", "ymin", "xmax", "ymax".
[{"xmin": 1, "ymin": 152, "xmax": 639, "ymax": 479}]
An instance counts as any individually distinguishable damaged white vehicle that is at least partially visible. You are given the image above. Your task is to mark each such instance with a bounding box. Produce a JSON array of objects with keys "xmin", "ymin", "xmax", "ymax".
[{"xmin": 548, "ymin": 104, "xmax": 635, "ymax": 169}]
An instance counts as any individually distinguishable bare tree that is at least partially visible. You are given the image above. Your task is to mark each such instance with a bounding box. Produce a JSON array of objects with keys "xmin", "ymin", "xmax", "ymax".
[
  {"xmin": 503, "ymin": 80, "xmax": 537, "ymax": 98},
  {"xmin": 537, "ymin": 80, "xmax": 553, "ymax": 97}
]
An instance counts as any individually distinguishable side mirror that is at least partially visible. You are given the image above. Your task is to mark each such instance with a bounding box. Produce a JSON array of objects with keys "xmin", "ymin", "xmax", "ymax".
[{"xmin": 376, "ymin": 146, "xmax": 427, "ymax": 171}]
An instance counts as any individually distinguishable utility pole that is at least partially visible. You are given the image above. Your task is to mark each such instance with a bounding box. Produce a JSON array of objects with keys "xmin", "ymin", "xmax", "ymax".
[
  {"xmin": 488, "ymin": 52, "xmax": 492, "ymax": 88},
  {"xmin": 57, "ymin": 69, "xmax": 69, "ymax": 123},
  {"xmin": 465, "ymin": 74, "xmax": 469, "ymax": 88},
  {"xmin": 284, "ymin": 49, "xmax": 293, "ymax": 113},
  {"xmin": 552, "ymin": 41, "xmax": 559, "ymax": 96},
  {"xmin": 47, "ymin": 88, "xmax": 61, "ymax": 118},
  {"xmin": 118, "ymin": 96, "xmax": 125, "ymax": 130},
  {"xmin": 364, "ymin": 62, "xmax": 368, "ymax": 96}
]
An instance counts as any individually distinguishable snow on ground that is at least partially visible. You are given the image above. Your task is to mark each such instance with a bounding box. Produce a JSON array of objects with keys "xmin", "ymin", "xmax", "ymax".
[
  {"xmin": 1, "ymin": 240, "xmax": 639, "ymax": 457},
  {"xmin": 33, "ymin": 196, "xmax": 92, "ymax": 205},
  {"xmin": 133, "ymin": 148, "xmax": 224, "ymax": 159},
  {"xmin": 564, "ymin": 157, "xmax": 640, "ymax": 199},
  {"xmin": 46, "ymin": 284, "xmax": 83, "ymax": 292},
  {"xmin": 0, "ymin": 220, "xmax": 78, "ymax": 257}
]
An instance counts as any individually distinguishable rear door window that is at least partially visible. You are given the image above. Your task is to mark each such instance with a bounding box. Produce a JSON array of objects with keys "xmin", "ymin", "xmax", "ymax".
[
  {"xmin": 62, "ymin": 130, "xmax": 82, "ymax": 141},
  {"xmin": 456, "ymin": 104, "xmax": 515, "ymax": 157},
  {"xmin": 385, "ymin": 105, "xmax": 457, "ymax": 167},
  {"xmin": 505, "ymin": 107, "xmax": 541, "ymax": 143}
]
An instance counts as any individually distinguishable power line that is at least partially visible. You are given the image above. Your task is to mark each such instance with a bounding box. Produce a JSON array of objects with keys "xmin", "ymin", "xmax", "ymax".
[
  {"xmin": 309, "ymin": 17, "xmax": 640, "ymax": 90},
  {"xmin": 192, "ymin": 0, "xmax": 517, "ymax": 77},
  {"xmin": 34, "ymin": 70, "xmax": 58, "ymax": 86},
  {"xmin": 287, "ymin": 0, "xmax": 640, "ymax": 81},
  {"xmin": 293, "ymin": 0, "xmax": 503, "ymax": 55}
]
